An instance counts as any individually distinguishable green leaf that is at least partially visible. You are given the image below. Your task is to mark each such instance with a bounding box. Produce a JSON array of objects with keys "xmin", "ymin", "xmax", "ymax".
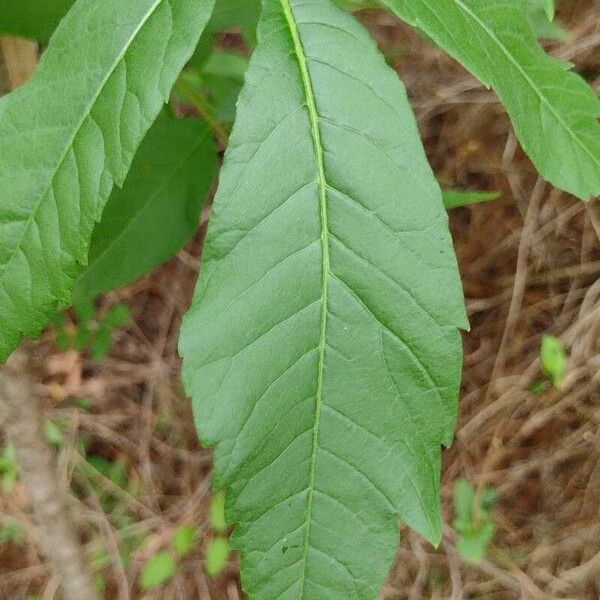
[
  {"xmin": 540, "ymin": 334, "xmax": 568, "ymax": 388},
  {"xmin": 539, "ymin": 0, "xmax": 554, "ymax": 21},
  {"xmin": 380, "ymin": 0, "xmax": 600, "ymax": 200},
  {"xmin": 442, "ymin": 189, "xmax": 500, "ymax": 210},
  {"xmin": 456, "ymin": 521, "xmax": 495, "ymax": 562},
  {"xmin": 101, "ymin": 304, "xmax": 131, "ymax": 329},
  {"xmin": 74, "ymin": 110, "xmax": 216, "ymax": 301},
  {"xmin": 140, "ymin": 551, "xmax": 177, "ymax": 589},
  {"xmin": 202, "ymin": 51, "xmax": 250, "ymax": 124},
  {"xmin": 44, "ymin": 419, "xmax": 65, "ymax": 447},
  {"xmin": 90, "ymin": 326, "xmax": 112, "ymax": 360},
  {"xmin": 180, "ymin": 0, "xmax": 467, "ymax": 598},
  {"xmin": 452, "ymin": 479, "xmax": 497, "ymax": 563},
  {"xmin": 0, "ymin": 522, "xmax": 24, "ymax": 544},
  {"xmin": 209, "ymin": 491, "xmax": 227, "ymax": 532},
  {"xmin": 171, "ymin": 524, "xmax": 198, "ymax": 557},
  {"xmin": 0, "ymin": 0, "xmax": 75, "ymax": 40},
  {"xmin": 528, "ymin": 0, "xmax": 566, "ymax": 41},
  {"xmin": 205, "ymin": 537, "xmax": 230, "ymax": 577},
  {"xmin": 0, "ymin": 0, "xmax": 216, "ymax": 362}
]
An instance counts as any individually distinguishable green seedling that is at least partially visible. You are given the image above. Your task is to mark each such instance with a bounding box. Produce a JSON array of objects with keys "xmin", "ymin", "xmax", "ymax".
[{"xmin": 453, "ymin": 478, "xmax": 498, "ymax": 562}]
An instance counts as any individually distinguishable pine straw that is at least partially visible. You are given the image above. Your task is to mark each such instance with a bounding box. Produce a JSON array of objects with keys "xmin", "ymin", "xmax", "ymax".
[{"xmin": 1, "ymin": 1, "xmax": 599, "ymax": 598}]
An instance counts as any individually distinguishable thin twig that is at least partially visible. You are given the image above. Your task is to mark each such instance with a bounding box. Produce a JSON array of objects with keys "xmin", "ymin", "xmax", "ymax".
[{"xmin": 0, "ymin": 353, "xmax": 100, "ymax": 600}]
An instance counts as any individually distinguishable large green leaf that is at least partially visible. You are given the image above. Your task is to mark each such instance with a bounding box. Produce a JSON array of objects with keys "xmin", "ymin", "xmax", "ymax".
[
  {"xmin": 380, "ymin": 0, "xmax": 600, "ymax": 200},
  {"xmin": 0, "ymin": 0, "xmax": 75, "ymax": 40},
  {"xmin": 180, "ymin": 0, "xmax": 467, "ymax": 598},
  {"xmin": 74, "ymin": 110, "xmax": 217, "ymax": 301},
  {"xmin": 0, "ymin": 0, "xmax": 216, "ymax": 361}
]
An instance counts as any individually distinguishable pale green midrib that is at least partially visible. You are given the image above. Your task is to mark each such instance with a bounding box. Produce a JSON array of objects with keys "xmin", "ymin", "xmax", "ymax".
[
  {"xmin": 279, "ymin": 0, "xmax": 329, "ymax": 597},
  {"xmin": 83, "ymin": 128, "xmax": 212, "ymax": 273},
  {"xmin": 0, "ymin": 0, "xmax": 165, "ymax": 290},
  {"xmin": 450, "ymin": 0, "xmax": 600, "ymax": 170}
]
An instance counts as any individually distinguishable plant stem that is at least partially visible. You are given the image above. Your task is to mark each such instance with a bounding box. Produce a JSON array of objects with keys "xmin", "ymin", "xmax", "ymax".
[{"xmin": 0, "ymin": 352, "xmax": 100, "ymax": 600}]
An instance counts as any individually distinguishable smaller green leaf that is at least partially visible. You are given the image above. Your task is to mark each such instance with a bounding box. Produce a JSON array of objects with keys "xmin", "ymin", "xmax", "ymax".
[
  {"xmin": 55, "ymin": 329, "xmax": 71, "ymax": 352},
  {"xmin": 541, "ymin": 335, "xmax": 568, "ymax": 388},
  {"xmin": 74, "ymin": 111, "xmax": 216, "ymax": 301},
  {"xmin": 528, "ymin": 380, "xmax": 547, "ymax": 395},
  {"xmin": 456, "ymin": 521, "xmax": 495, "ymax": 563},
  {"xmin": 74, "ymin": 328, "xmax": 92, "ymax": 353},
  {"xmin": 140, "ymin": 551, "xmax": 177, "ymax": 590},
  {"xmin": 44, "ymin": 420, "xmax": 64, "ymax": 448},
  {"xmin": 541, "ymin": 0, "xmax": 554, "ymax": 20},
  {"xmin": 453, "ymin": 478, "xmax": 476, "ymax": 527},
  {"xmin": 0, "ymin": 0, "xmax": 75, "ymax": 40},
  {"xmin": 75, "ymin": 397, "xmax": 92, "ymax": 411},
  {"xmin": 528, "ymin": 0, "xmax": 566, "ymax": 41},
  {"xmin": 208, "ymin": 491, "xmax": 227, "ymax": 533},
  {"xmin": 452, "ymin": 479, "xmax": 497, "ymax": 563},
  {"xmin": 0, "ymin": 522, "xmax": 23, "ymax": 544},
  {"xmin": 202, "ymin": 52, "xmax": 249, "ymax": 124},
  {"xmin": 171, "ymin": 525, "xmax": 198, "ymax": 557},
  {"xmin": 101, "ymin": 304, "xmax": 131, "ymax": 329},
  {"xmin": 442, "ymin": 189, "xmax": 500, "ymax": 210},
  {"xmin": 205, "ymin": 537, "xmax": 230, "ymax": 578},
  {"xmin": 86, "ymin": 456, "xmax": 128, "ymax": 490},
  {"xmin": 0, "ymin": 444, "xmax": 18, "ymax": 493},
  {"xmin": 73, "ymin": 297, "xmax": 95, "ymax": 325}
]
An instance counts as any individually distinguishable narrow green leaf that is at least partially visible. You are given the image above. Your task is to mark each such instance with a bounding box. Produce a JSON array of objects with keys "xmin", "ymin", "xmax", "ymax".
[
  {"xmin": 380, "ymin": 0, "xmax": 600, "ymax": 200},
  {"xmin": 540, "ymin": 0, "xmax": 554, "ymax": 21},
  {"xmin": 209, "ymin": 491, "xmax": 227, "ymax": 532},
  {"xmin": 101, "ymin": 304, "xmax": 131, "ymax": 329},
  {"xmin": 74, "ymin": 110, "xmax": 216, "ymax": 301},
  {"xmin": 171, "ymin": 524, "xmax": 198, "ymax": 557},
  {"xmin": 452, "ymin": 479, "xmax": 497, "ymax": 563},
  {"xmin": 540, "ymin": 334, "xmax": 568, "ymax": 388},
  {"xmin": 0, "ymin": 0, "xmax": 216, "ymax": 361},
  {"xmin": 202, "ymin": 52, "xmax": 250, "ymax": 124},
  {"xmin": 140, "ymin": 551, "xmax": 177, "ymax": 589},
  {"xmin": 0, "ymin": 0, "xmax": 75, "ymax": 40},
  {"xmin": 180, "ymin": 0, "xmax": 467, "ymax": 598},
  {"xmin": 205, "ymin": 537, "xmax": 230, "ymax": 577},
  {"xmin": 442, "ymin": 189, "xmax": 500, "ymax": 210}
]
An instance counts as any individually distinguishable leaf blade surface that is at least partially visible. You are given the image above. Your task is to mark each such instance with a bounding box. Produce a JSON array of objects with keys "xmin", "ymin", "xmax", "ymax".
[
  {"xmin": 380, "ymin": 0, "xmax": 600, "ymax": 200},
  {"xmin": 74, "ymin": 110, "xmax": 217, "ymax": 300},
  {"xmin": 180, "ymin": 0, "xmax": 466, "ymax": 597},
  {"xmin": 0, "ymin": 0, "xmax": 216, "ymax": 360}
]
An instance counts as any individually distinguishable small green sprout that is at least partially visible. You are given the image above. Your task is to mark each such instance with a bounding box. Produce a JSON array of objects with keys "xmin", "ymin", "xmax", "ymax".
[
  {"xmin": 0, "ymin": 444, "xmax": 19, "ymax": 493},
  {"xmin": 540, "ymin": 335, "xmax": 568, "ymax": 389},
  {"xmin": 452, "ymin": 478, "xmax": 498, "ymax": 562},
  {"xmin": 140, "ymin": 551, "xmax": 177, "ymax": 590}
]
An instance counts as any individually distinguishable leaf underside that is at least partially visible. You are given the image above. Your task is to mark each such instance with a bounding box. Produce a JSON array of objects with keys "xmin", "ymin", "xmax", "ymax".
[
  {"xmin": 381, "ymin": 0, "xmax": 600, "ymax": 200},
  {"xmin": 180, "ymin": 0, "xmax": 467, "ymax": 598},
  {"xmin": 74, "ymin": 110, "xmax": 217, "ymax": 301},
  {"xmin": 0, "ymin": 0, "xmax": 215, "ymax": 360}
]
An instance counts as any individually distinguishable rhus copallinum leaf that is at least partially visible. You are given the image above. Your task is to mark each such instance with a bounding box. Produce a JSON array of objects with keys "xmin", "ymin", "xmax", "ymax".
[
  {"xmin": 380, "ymin": 0, "xmax": 600, "ymax": 200},
  {"xmin": 180, "ymin": 0, "xmax": 467, "ymax": 598},
  {"xmin": 0, "ymin": 0, "xmax": 216, "ymax": 361},
  {"xmin": 74, "ymin": 110, "xmax": 217, "ymax": 301}
]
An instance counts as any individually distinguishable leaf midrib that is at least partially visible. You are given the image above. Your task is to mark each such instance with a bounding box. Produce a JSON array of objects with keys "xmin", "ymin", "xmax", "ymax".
[
  {"xmin": 279, "ymin": 0, "xmax": 329, "ymax": 596},
  {"xmin": 450, "ymin": 0, "xmax": 600, "ymax": 169},
  {"xmin": 0, "ymin": 0, "xmax": 164, "ymax": 289}
]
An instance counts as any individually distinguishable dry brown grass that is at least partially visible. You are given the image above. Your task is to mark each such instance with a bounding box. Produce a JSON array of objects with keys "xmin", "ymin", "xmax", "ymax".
[{"xmin": 1, "ymin": 1, "xmax": 599, "ymax": 598}]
